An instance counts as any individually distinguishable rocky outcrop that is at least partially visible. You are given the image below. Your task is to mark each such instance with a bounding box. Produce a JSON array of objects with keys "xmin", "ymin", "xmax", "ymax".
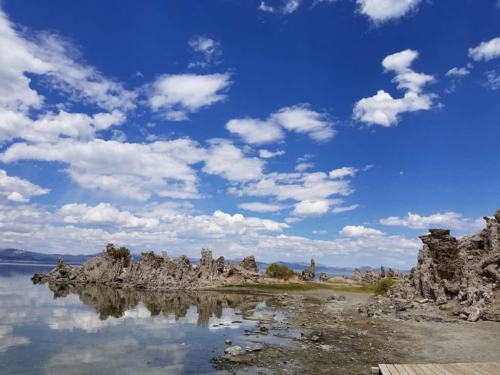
[
  {"xmin": 352, "ymin": 268, "xmax": 363, "ymax": 282},
  {"xmin": 370, "ymin": 209, "xmax": 500, "ymax": 322},
  {"xmin": 238, "ymin": 256, "xmax": 259, "ymax": 273},
  {"xmin": 301, "ymin": 259, "xmax": 315, "ymax": 281},
  {"xmin": 363, "ymin": 269, "xmax": 380, "ymax": 285},
  {"xmin": 319, "ymin": 272, "xmax": 329, "ymax": 282},
  {"xmin": 32, "ymin": 245, "xmax": 267, "ymax": 289}
]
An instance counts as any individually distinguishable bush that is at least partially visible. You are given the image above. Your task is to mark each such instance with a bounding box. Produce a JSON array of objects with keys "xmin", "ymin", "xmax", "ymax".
[
  {"xmin": 105, "ymin": 243, "xmax": 132, "ymax": 267},
  {"xmin": 373, "ymin": 277, "xmax": 397, "ymax": 296},
  {"xmin": 265, "ymin": 263, "xmax": 299, "ymax": 281}
]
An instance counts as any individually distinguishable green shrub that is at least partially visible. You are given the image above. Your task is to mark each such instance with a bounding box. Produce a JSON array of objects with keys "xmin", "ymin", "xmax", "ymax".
[
  {"xmin": 373, "ymin": 277, "xmax": 397, "ymax": 296},
  {"xmin": 105, "ymin": 243, "xmax": 132, "ymax": 267},
  {"xmin": 265, "ymin": 263, "xmax": 299, "ymax": 281}
]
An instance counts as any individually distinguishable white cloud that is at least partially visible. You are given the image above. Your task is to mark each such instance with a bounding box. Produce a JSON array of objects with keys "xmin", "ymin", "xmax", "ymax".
[
  {"xmin": 332, "ymin": 204, "xmax": 359, "ymax": 214},
  {"xmin": 148, "ymin": 73, "xmax": 232, "ymax": 121},
  {"xmin": 339, "ymin": 225, "xmax": 384, "ymax": 237},
  {"xmin": 202, "ymin": 140, "xmax": 265, "ymax": 182},
  {"xmin": 271, "ymin": 105, "xmax": 335, "ymax": 142},
  {"xmin": 484, "ymin": 70, "xmax": 500, "ymax": 90},
  {"xmin": 295, "ymin": 163, "xmax": 314, "ymax": 172},
  {"xmin": 468, "ymin": 37, "xmax": 500, "ymax": 61},
  {"xmin": 353, "ymin": 49, "xmax": 435, "ymax": 127},
  {"xmin": 227, "ymin": 105, "xmax": 334, "ymax": 144},
  {"xmin": 226, "ymin": 118, "xmax": 284, "ymax": 144},
  {"xmin": 312, "ymin": 230, "xmax": 327, "ymax": 234},
  {"xmin": 0, "ymin": 170, "xmax": 49, "ymax": 203},
  {"xmin": 188, "ymin": 36, "xmax": 222, "ymax": 69},
  {"xmin": 356, "ymin": 0, "xmax": 421, "ymax": 23},
  {"xmin": 238, "ymin": 202, "xmax": 286, "ymax": 213},
  {"xmin": 259, "ymin": 149, "xmax": 285, "ymax": 158},
  {"xmin": 293, "ymin": 200, "xmax": 330, "ymax": 217},
  {"xmin": 380, "ymin": 211, "xmax": 484, "ymax": 231},
  {"xmin": 283, "ymin": 0, "xmax": 302, "ymax": 14},
  {"xmin": 0, "ymin": 138, "xmax": 205, "ymax": 201},
  {"xmin": 59, "ymin": 203, "xmax": 159, "ymax": 229},
  {"xmin": 446, "ymin": 67, "xmax": 470, "ymax": 77},
  {"xmin": 259, "ymin": 0, "xmax": 301, "ymax": 14},
  {"xmin": 329, "ymin": 166, "xmax": 357, "ymax": 179},
  {"xmin": 258, "ymin": 2, "xmax": 275, "ymax": 13},
  {"xmin": 231, "ymin": 171, "xmax": 354, "ymax": 203}
]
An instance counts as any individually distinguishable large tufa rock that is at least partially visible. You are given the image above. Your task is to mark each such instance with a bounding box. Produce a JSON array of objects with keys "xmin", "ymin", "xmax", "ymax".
[
  {"xmin": 363, "ymin": 269, "xmax": 380, "ymax": 285},
  {"xmin": 352, "ymin": 268, "xmax": 363, "ymax": 282},
  {"xmin": 32, "ymin": 245, "xmax": 262, "ymax": 289},
  {"xmin": 385, "ymin": 209, "xmax": 500, "ymax": 322},
  {"xmin": 301, "ymin": 259, "xmax": 315, "ymax": 281},
  {"xmin": 238, "ymin": 256, "xmax": 259, "ymax": 273}
]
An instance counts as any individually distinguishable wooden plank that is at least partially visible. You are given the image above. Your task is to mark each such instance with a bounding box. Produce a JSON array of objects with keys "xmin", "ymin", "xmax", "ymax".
[
  {"xmin": 456, "ymin": 363, "xmax": 489, "ymax": 375},
  {"xmin": 417, "ymin": 364, "xmax": 441, "ymax": 375},
  {"xmin": 400, "ymin": 365, "xmax": 420, "ymax": 375},
  {"xmin": 394, "ymin": 364, "xmax": 411, "ymax": 375},
  {"xmin": 468, "ymin": 363, "xmax": 496, "ymax": 375},
  {"xmin": 380, "ymin": 364, "xmax": 396, "ymax": 375},
  {"xmin": 433, "ymin": 364, "xmax": 460, "ymax": 375},
  {"xmin": 408, "ymin": 364, "xmax": 429, "ymax": 375},
  {"xmin": 440, "ymin": 364, "xmax": 468, "ymax": 375},
  {"xmin": 427, "ymin": 364, "xmax": 449, "ymax": 375},
  {"xmin": 477, "ymin": 363, "xmax": 500, "ymax": 375},
  {"xmin": 385, "ymin": 364, "xmax": 401, "ymax": 375}
]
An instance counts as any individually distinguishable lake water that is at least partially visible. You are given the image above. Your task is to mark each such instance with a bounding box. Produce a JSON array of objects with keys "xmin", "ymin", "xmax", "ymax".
[{"xmin": 0, "ymin": 264, "xmax": 291, "ymax": 374}]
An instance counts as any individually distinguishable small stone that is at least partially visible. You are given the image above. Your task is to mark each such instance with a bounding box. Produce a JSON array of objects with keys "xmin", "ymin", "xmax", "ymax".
[
  {"xmin": 459, "ymin": 314, "xmax": 468, "ymax": 320},
  {"xmin": 312, "ymin": 335, "xmax": 320, "ymax": 342},
  {"xmin": 224, "ymin": 346, "xmax": 243, "ymax": 356},
  {"xmin": 225, "ymin": 339, "xmax": 232, "ymax": 345}
]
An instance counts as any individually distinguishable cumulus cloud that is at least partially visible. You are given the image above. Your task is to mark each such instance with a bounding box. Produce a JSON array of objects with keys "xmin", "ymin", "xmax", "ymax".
[
  {"xmin": 188, "ymin": 36, "xmax": 222, "ymax": 69},
  {"xmin": 238, "ymin": 202, "xmax": 286, "ymax": 213},
  {"xmin": 227, "ymin": 104, "xmax": 334, "ymax": 144},
  {"xmin": 59, "ymin": 203, "xmax": 159, "ymax": 229},
  {"xmin": 468, "ymin": 37, "xmax": 500, "ymax": 61},
  {"xmin": 295, "ymin": 163, "xmax": 314, "ymax": 172},
  {"xmin": 0, "ymin": 138, "xmax": 205, "ymax": 201},
  {"xmin": 0, "ymin": 170, "xmax": 49, "ymax": 203},
  {"xmin": 380, "ymin": 211, "xmax": 485, "ymax": 231},
  {"xmin": 356, "ymin": 0, "xmax": 421, "ymax": 23},
  {"xmin": 445, "ymin": 67, "xmax": 470, "ymax": 77},
  {"xmin": 339, "ymin": 225, "xmax": 385, "ymax": 237},
  {"xmin": 202, "ymin": 140, "xmax": 265, "ymax": 182},
  {"xmin": 226, "ymin": 118, "xmax": 284, "ymax": 145},
  {"xmin": 258, "ymin": 2, "xmax": 275, "ymax": 13},
  {"xmin": 259, "ymin": 149, "xmax": 285, "ymax": 158},
  {"xmin": 329, "ymin": 167, "xmax": 357, "ymax": 179},
  {"xmin": 353, "ymin": 49, "xmax": 435, "ymax": 127},
  {"xmin": 148, "ymin": 73, "xmax": 232, "ymax": 121},
  {"xmin": 293, "ymin": 200, "xmax": 330, "ymax": 217}
]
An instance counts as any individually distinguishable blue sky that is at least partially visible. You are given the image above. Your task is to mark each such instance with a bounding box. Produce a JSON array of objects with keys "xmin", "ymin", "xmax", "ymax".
[{"xmin": 0, "ymin": 0, "xmax": 498, "ymax": 268}]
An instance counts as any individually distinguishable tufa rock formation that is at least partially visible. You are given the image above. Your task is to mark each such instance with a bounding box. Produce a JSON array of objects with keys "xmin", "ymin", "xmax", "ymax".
[
  {"xmin": 301, "ymin": 259, "xmax": 315, "ymax": 281},
  {"xmin": 32, "ymin": 245, "xmax": 267, "ymax": 289},
  {"xmin": 376, "ymin": 209, "xmax": 500, "ymax": 322},
  {"xmin": 319, "ymin": 272, "xmax": 329, "ymax": 282},
  {"xmin": 352, "ymin": 268, "xmax": 363, "ymax": 282}
]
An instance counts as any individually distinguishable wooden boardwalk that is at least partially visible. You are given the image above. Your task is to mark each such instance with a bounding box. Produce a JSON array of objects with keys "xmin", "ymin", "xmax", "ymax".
[{"xmin": 379, "ymin": 363, "xmax": 500, "ymax": 375}]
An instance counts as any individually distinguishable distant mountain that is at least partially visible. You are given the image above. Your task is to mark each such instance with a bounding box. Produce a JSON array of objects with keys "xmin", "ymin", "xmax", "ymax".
[{"xmin": 0, "ymin": 248, "xmax": 100, "ymax": 265}]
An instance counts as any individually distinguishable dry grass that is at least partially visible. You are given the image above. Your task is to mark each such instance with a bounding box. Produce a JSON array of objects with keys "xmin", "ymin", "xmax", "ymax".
[{"xmin": 327, "ymin": 277, "xmax": 349, "ymax": 284}]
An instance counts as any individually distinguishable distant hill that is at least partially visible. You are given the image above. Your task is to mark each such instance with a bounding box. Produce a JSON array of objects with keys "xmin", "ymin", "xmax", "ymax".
[
  {"xmin": 0, "ymin": 248, "xmax": 100, "ymax": 265},
  {"xmin": 0, "ymin": 248, "xmax": 382, "ymax": 276}
]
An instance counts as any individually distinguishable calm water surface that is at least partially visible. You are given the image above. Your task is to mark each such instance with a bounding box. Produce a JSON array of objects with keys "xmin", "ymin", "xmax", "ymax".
[{"xmin": 0, "ymin": 264, "xmax": 285, "ymax": 374}]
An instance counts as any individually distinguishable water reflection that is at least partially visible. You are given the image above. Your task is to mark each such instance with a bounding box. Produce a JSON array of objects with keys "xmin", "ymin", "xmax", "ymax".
[
  {"xmin": 0, "ymin": 264, "xmax": 270, "ymax": 374},
  {"xmin": 48, "ymin": 283, "xmax": 267, "ymax": 326}
]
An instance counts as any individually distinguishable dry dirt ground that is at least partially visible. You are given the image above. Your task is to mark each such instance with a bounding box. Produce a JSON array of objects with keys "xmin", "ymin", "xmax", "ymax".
[{"xmin": 213, "ymin": 289, "xmax": 500, "ymax": 375}]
